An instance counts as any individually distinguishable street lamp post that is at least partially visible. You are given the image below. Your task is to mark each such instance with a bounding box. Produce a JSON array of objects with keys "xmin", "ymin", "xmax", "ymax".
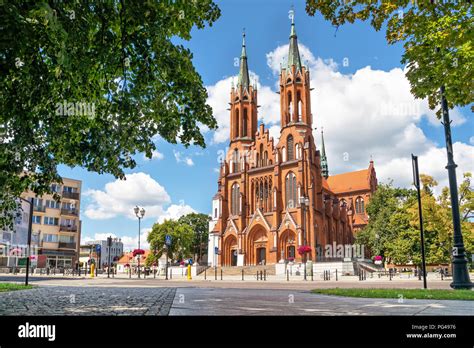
[
  {"xmin": 412, "ymin": 154, "xmax": 428, "ymax": 289},
  {"xmin": 299, "ymin": 196, "xmax": 310, "ymax": 281},
  {"xmin": 134, "ymin": 206, "xmax": 145, "ymax": 278},
  {"xmin": 18, "ymin": 197, "xmax": 34, "ymax": 286},
  {"xmin": 107, "ymin": 236, "xmax": 112, "ymax": 278},
  {"xmin": 438, "ymin": 86, "xmax": 473, "ymax": 289}
]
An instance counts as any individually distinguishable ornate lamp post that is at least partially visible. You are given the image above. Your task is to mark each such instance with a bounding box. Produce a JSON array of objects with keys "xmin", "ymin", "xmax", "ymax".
[
  {"xmin": 299, "ymin": 196, "xmax": 310, "ymax": 281},
  {"xmin": 134, "ymin": 206, "xmax": 145, "ymax": 278}
]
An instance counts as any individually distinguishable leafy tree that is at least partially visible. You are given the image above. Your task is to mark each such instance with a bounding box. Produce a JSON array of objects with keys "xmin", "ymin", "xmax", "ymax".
[
  {"xmin": 0, "ymin": 1, "xmax": 220, "ymax": 226},
  {"xmin": 305, "ymin": 1, "xmax": 473, "ymax": 115},
  {"xmin": 359, "ymin": 174, "xmax": 474, "ymax": 267},
  {"xmin": 356, "ymin": 181, "xmax": 416, "ymax": 258},
  {"xmin": 178, "ymin": 212, "xmax": 211, "ymax": 263},
  {"xmin": 147, "ymin": 219, "xmax": 194, "ymax": 266}
]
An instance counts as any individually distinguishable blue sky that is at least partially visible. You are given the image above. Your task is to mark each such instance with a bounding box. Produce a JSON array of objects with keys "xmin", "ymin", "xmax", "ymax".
[{"xmin": 57, "ymin": 0, "xmax": 473, "ymax": 249}]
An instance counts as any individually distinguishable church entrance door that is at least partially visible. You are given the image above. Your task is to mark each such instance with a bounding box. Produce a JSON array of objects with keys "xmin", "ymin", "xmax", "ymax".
[{"xmin": 256, "ymin": 247, "xmax": 266, "ymax": 265}]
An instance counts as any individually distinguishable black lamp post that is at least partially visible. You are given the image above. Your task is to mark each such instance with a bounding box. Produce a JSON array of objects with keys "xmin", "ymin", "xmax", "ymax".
[
  {"xmin": 299, "ymin": 196, "xmax": 310, "ymax": 281},
  {"xmin": 438, "ymin": 86, "xmax": 473, "ymax": 289},
  {"xmin": 18, "ymin": 197, "xmax": 34, "ymax": 286},
  {"xmin": 411, "ymin": 154, "xmax": 428, "ymax": 289},
  {"xmin": 107, "ymin": 236, "xmax": 112, "ymax": 278},
  {"xmin": 134, "ymin": 206, "xmax": 145, "ymax": 278}
]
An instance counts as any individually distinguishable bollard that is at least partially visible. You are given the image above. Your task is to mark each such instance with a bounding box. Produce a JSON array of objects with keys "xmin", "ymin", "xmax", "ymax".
[
  {"xmin": 154, "ymin": 269, "xmax": 156, "ymax": 279},
  {"xmin": 47, "ymin": 268, "xmax": 50, "ymax": 276},
  {"xmin": 264, "ymin": 270, "xmax": 266, "ymax": 281},
  {"xmin": 187, "ymin": 264, "xmax": 192, "ymax": 280},
  {"xmin": 95, "ymin": 267, "xmax": 98, "ymax": 277},
  {"xmin": 287, "ymin": 269, "xmax": 289, "ymax": 281},
  {"xmin": 389, "ymin": 269, "xmax": 392, "ymax": 281},
  {"xmin": 220, "ymin": 269, "xmax": 223, "ymax": 280},
  {"xmin": 311, "ymin": 269, "xmax": 313, "ymax": 281},
  {"xmin": 441, "ymin": 272, "xmax": 444, "ymax": 281},
  {"xmin": 112, "ymin": 269, "xmax": 114, "ymax": 278},
  {"xmin": 78, "ymin": 268, "xmax": 81, "ymax": 276},
  {"xmin": 256, "ymin": 271, "xmax": 259, "ymax": 281},
  {"xmin": 329, "ymin": 270, "xmax": 331, "ymax": 280},
  {"xmin": 204, "ymin": 267, "xmax": 207, "ymax": 280},
  {"xmin": 215, "ymin": 267, "xmax": 217, "ymax": 280},
  {"xmin": 336, "ymin": 269, "xmax": 338, "ymax": 281},
  {"xmin": 170, "ymin": 269, "xmax": 173, "ymax": 279},
  {"xmin": 242, "ymin": 269, "xmax": 244, "ymax": 281}
]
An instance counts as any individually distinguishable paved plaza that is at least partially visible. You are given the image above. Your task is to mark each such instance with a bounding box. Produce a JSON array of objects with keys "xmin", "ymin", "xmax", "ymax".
[{"xmin": 0, "ymin": 274, "xmax": 472, "ymax": 316}]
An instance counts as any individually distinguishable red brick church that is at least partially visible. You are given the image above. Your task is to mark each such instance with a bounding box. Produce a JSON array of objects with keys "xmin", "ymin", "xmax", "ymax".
[{"xmin": 208, "ymin": 17, "xmax": 377, "ymax": 267}]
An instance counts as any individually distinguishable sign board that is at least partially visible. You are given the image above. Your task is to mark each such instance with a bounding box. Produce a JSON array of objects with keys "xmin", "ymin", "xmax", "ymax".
[
  {"xmin": 452, "ymin": 247, "xmax": 459, "ymax": 257},
  {"xmin": 96, "ymin": 245, "xmax": 101, "ymax": 253},
  {"xmin": 214, "ymin": 246, "xmax": 218, "ymax": 254},
  {"xmin": 165, "ymin": 235, "xmax": 172, "ymax": 247}
]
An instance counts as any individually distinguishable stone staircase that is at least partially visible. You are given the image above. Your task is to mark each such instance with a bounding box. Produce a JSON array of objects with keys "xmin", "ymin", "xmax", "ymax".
[{"xmin": 198, "ymin": 265, "xmax": 276, "ymax": 277}]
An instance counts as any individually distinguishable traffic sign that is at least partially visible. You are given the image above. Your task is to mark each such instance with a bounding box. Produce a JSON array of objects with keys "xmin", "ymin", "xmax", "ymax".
[
  {"xmin": 165, "ymin": 235, "xmax": 172, "ymax": 246},
  {"xmin": 96, "ymin": 245, "xmax": 101, "ymax": 253}
]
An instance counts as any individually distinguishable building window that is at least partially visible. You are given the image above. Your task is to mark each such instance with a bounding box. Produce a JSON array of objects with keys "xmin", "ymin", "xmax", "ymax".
[
  {"xmin": 59, "ymin": 235, "xmax": 75, "ymax": 243},
  {"xmin": 51, "ymin": 184, "xmax": 60, "ymax": 193},
  {"xmin": 43, "ymin": 234, "xmax": 58, "ymax": 243},
  {"xmin": 287, "ymin": 135, "xmax": 294, "ymax": 160},
  {"xmin": 295, "ymin": 143, "xmax": 301, "ymax": 159},
  {"xmin": 44, "ymin": 217, "xmax": 59, "ymax": 226},
  {"xmin": 235, "ymin": 109, "xmax": 239, "ymax": 138},
  {"xmin": 46, "ymin": 200, "xmax": 60, "ymax": 209},
  {"xmin": 32, "ymin": 215, "xmax": 41, "ymax": 224},
  {"xmin": 214, "ymin": 208, "xmax": 218, "ymax": 218},
  {"xmin": 285, "ymin": 172, "xmax": 297, "ymax": 209},
  {"xmin": 231, "ymin": 183, "xmax": 240, "ymax": 215},
  {"xmin": 355, "ymin": 197, "xmax": 364, "ymax": 214},
  {"xmin": 263, "ymin": 151, "xmax": 268, "ymax": 166},
  {"xmin": 243, "ymin": 108, "xmax": 247, "ymax": 137},
  {"xmin": 232, "ymin": 149, "xmax": 239, "ymax": 173},
  {"xmin": 33, "ymin": 198, "xmax": 43, "ymax": 207},
  {"xmin": 281, "ymin": 147, "xmax": 286, "ymax": 162}
]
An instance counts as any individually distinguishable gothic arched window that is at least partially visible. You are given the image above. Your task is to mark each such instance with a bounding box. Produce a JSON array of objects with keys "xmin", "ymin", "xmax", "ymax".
[
  {"xmin": 287, "ymin": 135, "xmax": 294, "ymax": 161},
  {"xmin": 295, "ymin": 143, "xmax": 301, "ymax": 160},
  {"xmin": 231, "ymin": 183, "xmax": 240, "ymax": 215},
  {"xmin": 297, "ymin": 91, "xmax": 302, "ymax": 122},
  {"xmin": 243, "ymin": 108, "xmax": 248, "ymax": 137},
  {"xmin": 259, "ymin": 144, "xmax": 264, "ymax": 167},
  {"xmin": 263, "ymin": 151, "xmax": 268, "ymax": 166},
  {"xmin": 232, "ymin": 149, "xmax": 239, "ymax": 173},
  {"xmin": 235, "ymin": 109, "xmax": 239, "ymax": 138},
  {"xmin": 355, "ymin": 197, "xmax": 364, "ymax": 214},
  {"xmin": 285, "ymin": 172, "xmax": 297, "ymax": 209},
  {"xmin": 281, "ymin": 147, "xmax": 286, "ymax": 162}
]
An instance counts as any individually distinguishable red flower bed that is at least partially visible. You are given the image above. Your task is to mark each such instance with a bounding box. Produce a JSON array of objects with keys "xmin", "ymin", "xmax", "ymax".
[{"xmin": 297, "ymin": 245, "xmax": 312, "ymax": 255}]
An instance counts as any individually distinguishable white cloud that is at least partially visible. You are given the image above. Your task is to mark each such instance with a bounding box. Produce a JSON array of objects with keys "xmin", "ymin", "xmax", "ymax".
[
  {"xmin": 83, "ymin": 172, "xmax": 195, "ymax": 221},
  {"xmin": 143, "ymin": 150, "xmax": 164, "ymax": 161},
  {"xmin": 173, "ymin": 150, "xmax": 194, "ymax": 166},
  {"xmin": 470, "ymin": 136, "xmax": 474, "ymax": 145},
  {"xmin": 82, "ymin": 230, "xmax": 151, "ymax": 252}
]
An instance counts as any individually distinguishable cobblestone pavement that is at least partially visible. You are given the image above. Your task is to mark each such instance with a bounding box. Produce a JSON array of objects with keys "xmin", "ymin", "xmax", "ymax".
[{"xmin": 0, "ymin": 286, "xmax": 176, "ymax": 316}]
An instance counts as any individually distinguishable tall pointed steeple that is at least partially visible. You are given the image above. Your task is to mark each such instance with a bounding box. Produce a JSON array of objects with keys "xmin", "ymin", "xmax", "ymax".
[
  {"xmin": 321, "ymin": 129, "xmax": 329, "ymax": 179},
  {"xmin": 237, "ymin": 31, "xmax": 250, "ymax": 90},
  {"xmin": 287, "ymin": 11, "xmax": 302, "ymax": 72}
]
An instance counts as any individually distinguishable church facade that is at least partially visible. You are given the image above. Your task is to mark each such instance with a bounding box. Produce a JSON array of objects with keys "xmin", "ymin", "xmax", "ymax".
[{"xmin": 207, "ymin": 19, "xmax": 377, "ymax": 267}]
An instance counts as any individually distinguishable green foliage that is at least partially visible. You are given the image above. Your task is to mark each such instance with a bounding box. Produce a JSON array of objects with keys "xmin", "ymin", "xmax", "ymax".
[
  {"xmin": 0, "ymin": 1, "xmax": 220, "ymax": 227},
  {"xmin": 357, "ymin": 174, "xmax": 474, "ymax": 266},
  {"xmin": 312, "ymin": 288, "xmax": 474, "ymax": 301},
  {"xmin": 147, "ymin": 219, "xmax": 194, "ymax": 266},
  {"xmin": 178, "ymin": 212, "xmax": 211, "ymax": 262},
  {"xmin": 305, "ymin": 1, "xmax": 473, "ymax": 115}
]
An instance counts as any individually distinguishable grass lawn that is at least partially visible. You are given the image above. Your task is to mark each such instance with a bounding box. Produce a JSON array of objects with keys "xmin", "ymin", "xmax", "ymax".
[
  {"xmin": 311, "ymin": 288, "xmax": 474, "ymax": 301},
  {"xmin": 0, "ymin": 283, "xmax": 34, "ymax": 293}
]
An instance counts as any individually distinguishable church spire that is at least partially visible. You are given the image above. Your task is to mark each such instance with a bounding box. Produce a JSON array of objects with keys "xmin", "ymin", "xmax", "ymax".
[
  {"xmin": 321, "ymin": 129, "xmax": 329, "ymax": 179},
  {"xmin": 287, "ymin": 10, "xmax": 302, "ymax": 72},
  {"xmin": 237, "ymin": 31, "xmax": 250, "ymax": 91}
]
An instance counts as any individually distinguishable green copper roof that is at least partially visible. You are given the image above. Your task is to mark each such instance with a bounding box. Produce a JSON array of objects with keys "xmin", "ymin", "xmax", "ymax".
[
  {"xmin": 321, "ymin": 129, "xmax": 329, "ymax": 179},
  {"xmin": 237, "ymin": 32, "xmax": 250, "ymax": 90},
  {"xmin": 287, "ymin": 14, "xmax": 302, "ymax": 72}
]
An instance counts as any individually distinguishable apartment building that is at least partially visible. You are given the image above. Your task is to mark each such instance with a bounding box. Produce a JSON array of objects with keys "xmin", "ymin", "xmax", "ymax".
[{"xmin": 21, "ymin": 177, "xmax": 82, "ymax": 269}]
